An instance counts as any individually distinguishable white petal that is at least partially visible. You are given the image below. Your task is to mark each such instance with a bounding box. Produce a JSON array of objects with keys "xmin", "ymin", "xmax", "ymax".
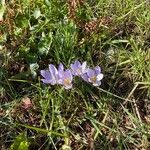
[
  {"xmin": 82, "ymin": 61, "xmax": 87, "ymax": 71},
  {"xmin": 88, "ymin": 78, "xmax": 93, "ymax": 83},
  {"xmin": 97, "ymin": 74, "xmax": 104, "ymax": 81},
  {"xmin": 64, "ymin": 84, "xmax": 72, "ymax": 89},
  {"xmin": 93, "ymin": 81, "xmax": 101, "ymax": 86}
]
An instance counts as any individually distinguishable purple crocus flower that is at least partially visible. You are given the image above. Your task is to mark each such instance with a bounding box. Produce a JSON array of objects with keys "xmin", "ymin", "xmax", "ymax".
[
  {"xmin": 71, "ymin": 60, "xmax": 88, "ymax": 76},
  {"xmin": 40, "ymin": 63, "xmax": 64, "ymax": 85},
  {"xmin": 59, "ymin": 69, "xmax": 73, "ymax": 89},
  {"xmin": 82, "ymin": 66, "xmax": 103, "ymax": 86},
  {"xmin": 41, "ymin": 63, "xmax": 73, "ymax": 89}
]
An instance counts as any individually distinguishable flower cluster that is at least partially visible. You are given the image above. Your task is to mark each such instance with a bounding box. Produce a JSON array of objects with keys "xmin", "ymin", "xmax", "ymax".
[{"xmin": 40, "ymin": 60, "xmax": 104, "ymax": 89}]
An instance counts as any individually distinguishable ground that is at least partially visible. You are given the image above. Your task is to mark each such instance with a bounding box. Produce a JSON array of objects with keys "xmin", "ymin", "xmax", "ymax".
[{"xmin": 0, "ymin": 0, "xmax": 150, "ymax": 150}]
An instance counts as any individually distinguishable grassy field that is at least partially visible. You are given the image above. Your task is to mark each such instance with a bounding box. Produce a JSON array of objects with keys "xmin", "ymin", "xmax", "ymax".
[{"xmin": 0, "ymin": 0, "xmax": 150, "ymax": 149}]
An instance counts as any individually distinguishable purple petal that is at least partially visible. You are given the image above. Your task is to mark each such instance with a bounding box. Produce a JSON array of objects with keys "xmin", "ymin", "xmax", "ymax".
[
  {"xmin": 58, "ymin": 63, "xmax": 64, "ymax": 72},
  {"xmin": 94, "ymin": 66, "xmax": 101, "ymax": 75},
  {"xmin": 50, "ymin": 76, "xmax": 57, "ymax": 84},
  {"xmin": 49, "ymin": 64, "xmax": 58, "ymax": 75},
  {"xmin": 81, "ymin": 73, "xmax": 89, "ymax": 82},
  {"xmin": 58, "ymin": 63, "xmax": 64, "ymax": 80},
  {"xmin": 48, "ymin": 64, "xmax": 59, "ymax": 85},
  {"xmin": 74, "ymin": 60, "xmax": 81, "ymax": 68},
  {"xmin": 40, "ymin": 70, "xmax": 52, "ymax": 80},
  {"xmin": 41, "ymin": 79, "xmax": 52, "ymax": 84},
  {"xmin": 64, "ymin": 69, "xmax": 73, "ymax": 80},
  {"xmin": 70, "ymin": 63, "xmax": 77, "ymax": 75},
  {"xmin": 87, "ymin": 69, "xmax": 95, "ymax": 77}
]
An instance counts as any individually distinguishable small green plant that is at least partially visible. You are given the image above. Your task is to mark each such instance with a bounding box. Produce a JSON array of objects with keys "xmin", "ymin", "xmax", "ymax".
[{"xmin": 10, "ymin": 133, "xmax": 29, "ymax": 150}]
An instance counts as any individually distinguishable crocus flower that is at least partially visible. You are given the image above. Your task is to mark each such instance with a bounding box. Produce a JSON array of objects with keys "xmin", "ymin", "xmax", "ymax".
[
  {"xmin": 40, "ymin": 63, "xmax": 64, "ymax": 85},
  {"xmin": 59, "ymin": 69, "xmax": 73, "ymax": 89},
  {"xmin": 71, "ymin": 60, "xmax": 88, "ymax": 76},
  {"xmin": 81, "ymin": 66, "xmax": 103, "ymax": 86},
  {"xmin": 41, "ymin": 63, "xmax": 73, "ymax": 89}
]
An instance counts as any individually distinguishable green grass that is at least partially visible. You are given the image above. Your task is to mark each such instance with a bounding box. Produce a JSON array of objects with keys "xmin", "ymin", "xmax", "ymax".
[{"xmin": 0, "ymin": 0, "xmax": 150, "ymax": 149}]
